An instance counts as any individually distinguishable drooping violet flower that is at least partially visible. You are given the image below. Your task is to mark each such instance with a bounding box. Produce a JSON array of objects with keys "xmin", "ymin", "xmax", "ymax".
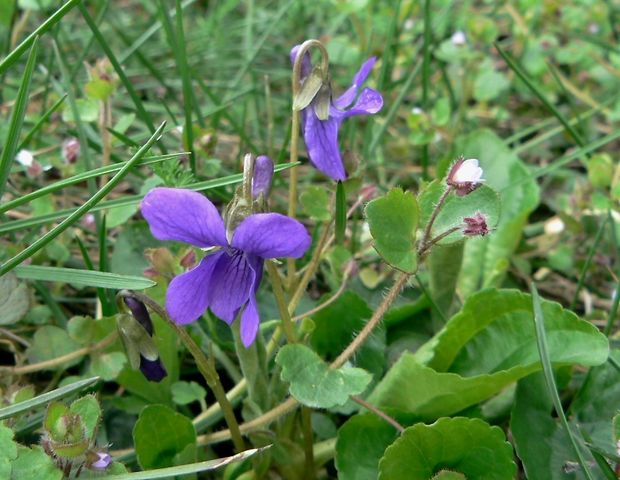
[
  {"xmin": 290, "ymin": 46, "xmax": 383, "ymax": 181},
  {"xmin": 141, "ymin": 188, "xmax": 311, "ymax": 347},
  {"xmin": 446, "ymin": 157, "xmax": 484, "ymax": 196},
  {"xmin": 121, "ymin": 296, "xmax": 167, "ymax": 382},
  {"xmin": 462, "ymin": 212, "xmax": 489, "ymax": 236}
]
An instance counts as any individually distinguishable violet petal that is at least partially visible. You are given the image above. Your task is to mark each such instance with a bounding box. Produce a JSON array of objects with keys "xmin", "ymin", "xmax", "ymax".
[
  {"xmin": 341, "ymin": 87, "xmax": 384, "ymax": 117},
  {"xmin": 334, "ymin": 57, "xmax": 378, "ymax": 109},
  {"xmin": 166, "ymin": 252, "xmax": 222, "ymax": 325},
  {"xmin": 141, "ymin": 188, "xmax": 227, "ymax": 248},
  {"xmin": 240, "ymin": 294, "xmax": 260, "ymax": 347},
  {"xmin": 232, "ymin": 213, "xmax": 311, "ymax": 259},
  {"xmin": 208, "ymin": 252, "xmax": 256, "ymax": 324},
  {"xmin": 303, "ymin": 111, "xmax": 347, "ymax": 181}
]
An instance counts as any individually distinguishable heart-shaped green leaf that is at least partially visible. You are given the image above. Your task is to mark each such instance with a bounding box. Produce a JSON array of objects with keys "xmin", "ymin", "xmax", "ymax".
[
  {"xmin": 378, "ymin": 417, "xmax": 516, "ymax": 480},
  {"xmin": 365, "ymin": 187, "xmax": 419, "ymax": 273},
  {"xmin": 276, "ymin": 344, "xmax": 372, "ymax": 409}
]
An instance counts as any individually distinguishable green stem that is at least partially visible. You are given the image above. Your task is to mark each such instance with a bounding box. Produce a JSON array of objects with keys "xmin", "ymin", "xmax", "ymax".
[
  {"xmin": 129, "ymin": 292, "xmax": 246, "ymax": 453},
  {"xmin": 301, "ymin": 407, "xmax": 316, "ymax": 480},
  {"xmin": 418, "ymin": 186, "xmax": 452, "ymax": 254},
  {"xmin": 331, "ymin": 272, "xmax": 410, "ymax": 369},
  {"xmin": 335, "ymin": 181, "xmax": 346, "ymax": 245},
  {"xmin": 266, "ymin": 261, "xmax": 297, "ymax": 344}
]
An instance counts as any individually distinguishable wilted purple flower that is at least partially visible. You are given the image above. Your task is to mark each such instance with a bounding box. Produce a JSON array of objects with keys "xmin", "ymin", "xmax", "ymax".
[
  {"xmin": 141, "ymin": 188, "xmax": 311, "ymax": 347},
  {"xmin": 462, "ymin": 212, "xmax": 489, "ymax": 236},
  {"xmin": 446, "ymin": 157, "xmax": 484, "ymax": 196},
  {"xmin": 89, "ymin": 451, "xmax": 112, "ymax": 470},
  {"xmin": 122, "ymin": 296, "xmax": 167, "ymax": 382},
  {"xmin": 62, "ymin": 138, "xmax": 80, "ymax": 164},
  {"xmin": 290, "ymin": 46, "xmax": 383, "ymax": 181}
]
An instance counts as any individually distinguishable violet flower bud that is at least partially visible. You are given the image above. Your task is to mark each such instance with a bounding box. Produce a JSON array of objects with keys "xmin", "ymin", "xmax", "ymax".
[
  {"xmin": 89, "ymin": 451, "xmax": 112, "ymax": 470},
  {"xmin": 252, "ymin": 155, "xmax": 274, "ymax": 199},
  {"xmin": 120, "ymin": 296, "xmax": 167, "ymax": 382},
  {"xmin": 446, "ymin": 158, "xmax": 484, "ymax": 196},
  {"xmin": 462, "ymin": 212, "xmax": 489, "ymax": 237}
]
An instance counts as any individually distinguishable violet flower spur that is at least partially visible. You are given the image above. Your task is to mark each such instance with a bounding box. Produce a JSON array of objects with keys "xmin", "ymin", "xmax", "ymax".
[
  {"xmin": 291, "ymin": 45, "xmax": 384, "ymax": 181},
  {"xmin": 141, "ymin": 188, "xmax": 311, "ymax": 347}
]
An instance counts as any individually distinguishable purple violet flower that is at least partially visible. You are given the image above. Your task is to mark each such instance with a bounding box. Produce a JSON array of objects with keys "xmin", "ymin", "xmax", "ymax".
[
  {"xmin": 290, "ymin": 45, "xmax": 383, "ymax": 181},
  {"xmin": 89, "ymin": 452, "xmax": 112, "ymax": 471},
  {"xmin": 141, "ymin": 188, "xmax": 311, "ymax": 347}
]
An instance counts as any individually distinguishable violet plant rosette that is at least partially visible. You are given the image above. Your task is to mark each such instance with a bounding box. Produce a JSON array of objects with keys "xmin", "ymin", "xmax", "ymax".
[
  {"xmin": 290, "ymin": 45, "xmax": 384, "ymax": 181},
  {"xmin": 140, "ymin": 188, "xmax": 311, "ymax": 347}
]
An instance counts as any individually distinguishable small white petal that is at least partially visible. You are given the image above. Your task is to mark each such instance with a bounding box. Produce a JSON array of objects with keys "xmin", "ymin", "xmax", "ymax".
[
  {"xmin": 451, "ymin": 31, "xmax": 467, "ymax": 46},
  {"xmin": 15, "ymin": 150, "xmax": 34, "ymax": 167},
  {"xmin": 453, "ymin": 158, "xmax": 484, "ymax": 183}
]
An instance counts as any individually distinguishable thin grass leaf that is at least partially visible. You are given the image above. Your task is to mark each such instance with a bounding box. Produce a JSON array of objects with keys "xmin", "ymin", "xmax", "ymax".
[
  {"xmin": 78, "ymin": 4, "xmax": 160, "ymax": 139},
  {"xmin": 0, "ymin": 162, "xmax": 297, "ymax": 234},
  {"xmin": 17, "ymin": 93, "xmax": 67, "ymax": 151},
  {"xmin": 0, "ymin": 376, "xmax": 99, "ymax": 420},
  {"xmin": 15, "ymin": 265, "xmax": 155, "ymax": 289},
  {"xmin": 530, "ymin": 283, "xmax": 596, "ymax": 480},
  {"xmin": 571, "ymin": 217, "xmax": 608, "ymax": 310},
  {"xmin": 367, "ymin": 56, "xmax": 421, "ymax": 157},
  {"xmin": 105, "ymin": 447, "xmax": 268, "ymax": 479},
  {"xmin": 0, "ymin": 153, "xmax": 185, "ymax": 214},
  {"xmin": 0, "ymin": 0, "xmax": 81, "ymax": 76},
  {"xmin": 174, "ymin": 0, "xmax": 195, "ymax": 171},
  {"xmin": 580, "ymin": 430, "xmax": 618, "ymax": 480},
  {"xmin": 0, "ymin": 37, "xmax": 39, "ymax": 199},
  {"xmin": 494, "ymin": 42, "xmax": 585, "ymax": 148},
  {"xmin": 420, "ymin": 0, "xmax": 432, "ymax": 179},
  {"xmin": 0, "ymin": 122, "xmax": 166, "ymax": 275},
  {"xmin": 76, "ymin": 235, "xmax": 111, "ymax": 311},
  {"xmin": 604, "ymin": 210, "xmax": 620, "ymax": 336}
]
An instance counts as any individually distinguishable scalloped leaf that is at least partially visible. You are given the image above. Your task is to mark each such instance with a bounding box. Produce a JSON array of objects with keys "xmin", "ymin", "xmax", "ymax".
[
  {"xmin": 365, "ymin": 187, "xmax": 419, "ymax": 273},
  {"xmin": 276, "ymin": 344, "xmax": 372, "ymax": 409},
  {"xmin": 378, "ymin": 418, "xmax": 516, "ymax": 480}
]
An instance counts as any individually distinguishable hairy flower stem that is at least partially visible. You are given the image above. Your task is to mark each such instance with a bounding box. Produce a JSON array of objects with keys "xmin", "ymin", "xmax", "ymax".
[
  {"xmin": 126, "ymin": 291, "xmax": 246, "ymax": 453},
  {"xmin": 331, "ymin": 271, "xmax": 411, "ymax": 369},
  {"xmin": 418, "ymin": 226, "xmax": 461, "ymax": 260},
  {"xmin": 287, "ymin": 39, "xmax": 330, "ymax": 288},
  {"xmin": 266, "ymin": 261, "xmax": 297, "ymax": 344},
  {"xmin": 350, "ymin": 395, "xmax": 404, "ymax": 433},
  {"xmin": 419, "ymin": 185, "xmax": 453, "ymax": 254}
]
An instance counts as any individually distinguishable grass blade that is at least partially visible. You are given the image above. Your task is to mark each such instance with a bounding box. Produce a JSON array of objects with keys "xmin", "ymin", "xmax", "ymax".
[
  {"xmin": 530, "ymin": 283, "xmax": 596, "ymax": 480},
  {"xmin": 105, "ymin": 447, "xmax": 268, "ymax": 479},
  {"xmin": 0, "ymin": 153, "xmax": 185, "ymax": 214},
  {"xmin": 17, "ymin": 93, "xmax": 67, "ymax": 151},
  {"xmin": 0, "ymin": 0, "xmax": 81, "ymax": 76},
  {"xmin": 15, "ymin": 265, "xmax": 155, "ymax": 289},
  {"xmin": 77, "ymin": 4, "xmax": 159, "ymax": 137},
  {"xmin": 335, "ymin": 181, "xmax": 346, "ymax": 245},
  {"xmin": 0, "ymin": 376, "xmax": 99, "ymax": 420},
  {"xmin": 0, "ymin": 122, "xmax": 166, "ymax": 275},
  {"xmin": 0, "ymin": 162, "xmax": 297, "ymax": 234},
  {"xmin": 495, "ymin": 42, "xmax": 585, "ymax": 148},
  {"xmin": 571, "ymin": 216, "xmax": 608, "ymax": 310},
  {"xmin": 0, "ymin": 37, "xmax": 39, "ymax": 199}
]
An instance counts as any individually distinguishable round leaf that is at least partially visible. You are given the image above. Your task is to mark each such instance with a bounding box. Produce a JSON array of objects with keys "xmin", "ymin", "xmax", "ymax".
[
  {"xmin": 133, "ymin": 404, "xmax": 196, "ymax": 469},
  {"xmin": 379, "ymin": 417, "xmax": 516, "ymax": 480},
  {"xmin": 365, "ymin": 187, "xmax": 419, "ymax": 273},
  {"xmin": 275, "ymin": 344, "xmax": 372, "ymax": 409}
]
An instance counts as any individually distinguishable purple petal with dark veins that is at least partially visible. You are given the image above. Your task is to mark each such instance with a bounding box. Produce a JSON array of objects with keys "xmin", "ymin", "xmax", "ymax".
[
  {"xmin": 208, "ymin": 251, "xmax": 256, "ymax": 324},
  {"xmin": 141, "ymin": 188, "xmax": 227, "ymax": 248},
  {"xmin": 334, "ymin": 57, "xmax": 378, "ymax": 109},
  {"xmin": 166, "ymin": 252, "xmax": 222, "ymax": 325},
  {"xmin": 232, "ymin": 213, "xmax": 311, "ymax": 259}
]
